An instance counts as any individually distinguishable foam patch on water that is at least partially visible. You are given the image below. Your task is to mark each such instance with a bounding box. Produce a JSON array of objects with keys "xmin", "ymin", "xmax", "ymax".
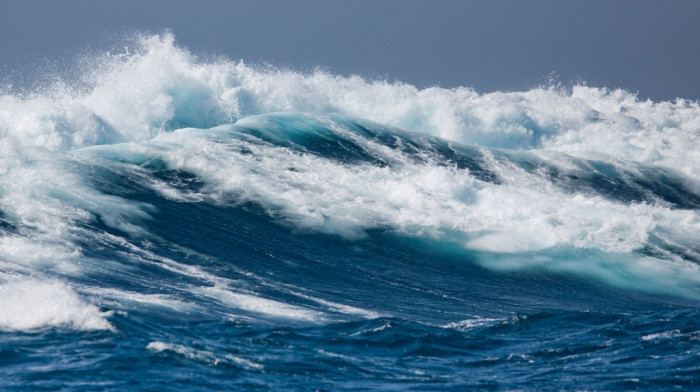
[
  {"xmin": 0, "ymin": 279, "xmax": 113, "ymax": 331},
  {"xmin": 443, "ymin": 317, "xmax": 505, "ymax": 331},
  {"xmin": 197, "ymin": 285, "xmax": 325, "ymax": 322},
  {"xmin": 147, "ymin": 341, "xmax": 263, "ymax": 369}
]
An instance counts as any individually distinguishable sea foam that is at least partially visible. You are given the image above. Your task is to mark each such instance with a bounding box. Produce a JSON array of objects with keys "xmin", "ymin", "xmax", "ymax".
[
  {"xmin": 3, "ymin": 33, "xmax": 699, "ymax": 173},
  {"xmin": 0, "ymin": 279, "xmax": 113, "ymax": 331}
]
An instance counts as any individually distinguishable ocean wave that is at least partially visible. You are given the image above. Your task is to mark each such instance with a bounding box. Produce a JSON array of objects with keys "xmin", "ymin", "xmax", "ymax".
[{"xmin": 0, "ymin": 32, "xmax": 699, "ymax": 333}]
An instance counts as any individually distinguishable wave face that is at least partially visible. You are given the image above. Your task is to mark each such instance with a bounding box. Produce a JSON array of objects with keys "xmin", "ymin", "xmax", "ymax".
[{"xmin": 1, "ymin": 33, "xmax": 699, "ymax": 390}]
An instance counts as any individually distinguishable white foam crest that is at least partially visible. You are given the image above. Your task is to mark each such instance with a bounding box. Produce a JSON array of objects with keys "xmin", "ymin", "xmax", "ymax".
[
  {"xmin": 4, "ymin": 32, "xmax": 699, "ymax": 176},
  {"xmin": 0, "ymin": 278, "xmax": 113, "ymax": 331}
]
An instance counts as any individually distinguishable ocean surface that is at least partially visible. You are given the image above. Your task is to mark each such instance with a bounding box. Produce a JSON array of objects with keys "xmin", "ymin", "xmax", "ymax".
[{"xmin": 1, "ymin": 33, "xmax": 699, "ymax": 390}]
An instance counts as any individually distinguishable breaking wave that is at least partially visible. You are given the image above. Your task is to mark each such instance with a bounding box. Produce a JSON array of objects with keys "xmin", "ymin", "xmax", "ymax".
[{"xmin": 1, "ymin": 31, "xmax": 699, "ymax": 391}]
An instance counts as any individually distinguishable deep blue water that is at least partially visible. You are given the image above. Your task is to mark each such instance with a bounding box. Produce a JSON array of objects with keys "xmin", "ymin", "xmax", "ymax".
[{"xmin": 1, "ymin": 34, "xmax": 699, "ymax": 390}]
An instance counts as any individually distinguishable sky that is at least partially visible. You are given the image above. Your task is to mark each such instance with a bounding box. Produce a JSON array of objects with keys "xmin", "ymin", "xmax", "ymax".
[{"xmin": 1, "ymin": 0, "xmax": 699, "ymax": 101}]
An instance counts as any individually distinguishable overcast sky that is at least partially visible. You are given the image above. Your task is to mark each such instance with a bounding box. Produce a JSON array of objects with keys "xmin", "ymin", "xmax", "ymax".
[{"xmin": 1, "ymin": 0, "xmax": 699, "ymax": 101}]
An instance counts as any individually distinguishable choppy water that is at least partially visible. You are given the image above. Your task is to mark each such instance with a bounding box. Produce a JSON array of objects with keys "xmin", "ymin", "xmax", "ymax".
[{"xmin": 0, "ymin": 33, "xmax": 699, "ymax": 390}]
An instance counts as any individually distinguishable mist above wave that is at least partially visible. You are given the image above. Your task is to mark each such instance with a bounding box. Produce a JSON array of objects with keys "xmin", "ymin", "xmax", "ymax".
[{"xmin": 1, "ymin": 32, "xmax": 698, "ymax": 176}]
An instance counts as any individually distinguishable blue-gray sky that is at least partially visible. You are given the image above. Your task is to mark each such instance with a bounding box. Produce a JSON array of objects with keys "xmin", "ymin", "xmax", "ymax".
[{"xmin": 1, "ymin": 0, "xmax": 699, "ymax": 101}]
